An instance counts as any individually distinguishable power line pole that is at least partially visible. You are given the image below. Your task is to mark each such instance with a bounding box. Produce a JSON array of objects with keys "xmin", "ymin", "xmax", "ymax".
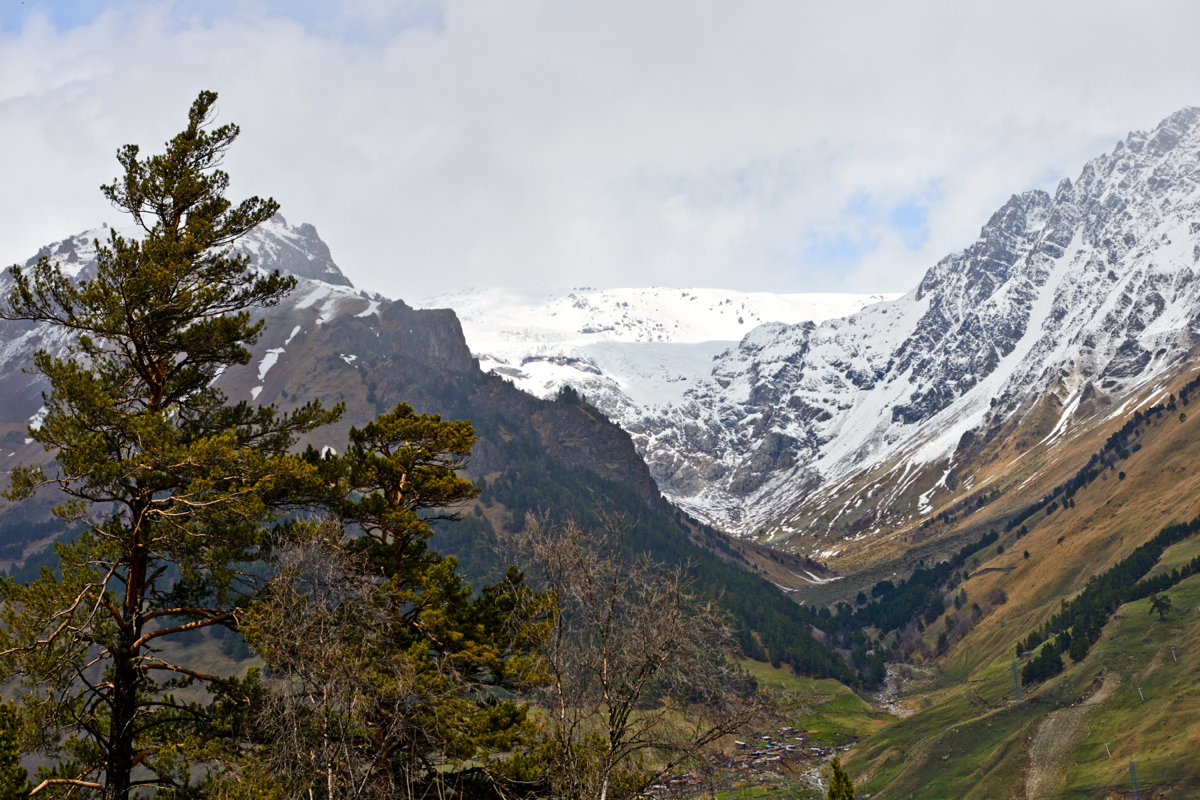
[{"xmin": 1129, "ymin": 756, "xmax": 1141, "ymax": 800}]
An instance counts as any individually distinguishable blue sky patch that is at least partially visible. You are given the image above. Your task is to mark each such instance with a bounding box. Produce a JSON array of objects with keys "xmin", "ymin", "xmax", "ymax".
[
  {"xmin": 805, "ymin": 230, "xmax": 881, "ymax": 267},
  {"xmin": 888, "ymin": 198, "xmax": 930, "ymax": 250},
  {"xmin": 0, "ymin": 1, "xmax": 444, "ymax": 41}
]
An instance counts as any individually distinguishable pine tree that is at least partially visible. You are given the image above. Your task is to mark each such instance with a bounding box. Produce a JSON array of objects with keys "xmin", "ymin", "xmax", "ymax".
[
  {"xmin": 1149, "ymin": 592, "xmax": 1173, "ymax": 620},
  {"xmin": 827, "ymin": 757, "xmax": 856, "ymax": 800},
  {"xmin": 0, "ymin": 702, "xmax": 29, "ymax": 799},
  {"xmin": 0, "ymin": 91, "xmax": 338, "ymax": 798},
  {"xmin": 238, "ymin": 404, "xmax": 552, "ymax": 799}
]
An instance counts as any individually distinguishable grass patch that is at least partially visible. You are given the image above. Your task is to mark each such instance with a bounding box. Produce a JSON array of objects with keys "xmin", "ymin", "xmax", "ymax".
[
  {"xmin": 1060, "ymin": 571, "xmax": 1200, "ymax": 797},
  {"xmin": 1145, "ymin": 534, "xmax": 1200, "ymax": 579},
  {"xmin": 739, "ymin": 658, "xmax": 830, "ymax": 695},
  {"xmin": 849, "ymin": 654, "xmax": 1044, "ymax": 799},
  {"xmin": 795, "ymin": 689, "xmax": 887, "ymax": 745},
  {"xmin": 851, "ymin": 569, "xmax": 1200, "ymax": 799},
  {"xmin": 738, "ymin": 659, "xmax": 891, "ymax": 746},
  {"xmin": 715, "ymin": 778, "xmax": 820, "ymax": 799}
]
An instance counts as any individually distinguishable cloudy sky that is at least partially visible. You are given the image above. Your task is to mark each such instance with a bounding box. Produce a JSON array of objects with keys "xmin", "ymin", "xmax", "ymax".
[{"xmin": 2, "ymin": 1, "xmax": 1198, "ymax": 301}]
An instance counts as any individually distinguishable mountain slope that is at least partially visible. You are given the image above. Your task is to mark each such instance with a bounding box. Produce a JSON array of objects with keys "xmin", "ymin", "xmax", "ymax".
[
  {"xmin": 0, "ymin": 215, "xmax": 859, "ymax": 684},
  {"xmin": 0, "ymin": 215, "xmax": 663, "ymax": 523},
  {"xmin": 842, "ymin": 367, "xmax": 1200, "ymax": 798},
  {"xmin": 547, "ymin": 108, "xmax": 1200, "ymax": 554}
]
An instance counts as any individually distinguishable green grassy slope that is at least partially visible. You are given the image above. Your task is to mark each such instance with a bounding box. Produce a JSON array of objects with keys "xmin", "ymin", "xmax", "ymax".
[
  {"xmin": 849, "ymin": 565, "xmax": 1200, "ymax": 798},
  {"xmin": 814, "ymin": 371, "xmax": 1200, "ymax": 798}
]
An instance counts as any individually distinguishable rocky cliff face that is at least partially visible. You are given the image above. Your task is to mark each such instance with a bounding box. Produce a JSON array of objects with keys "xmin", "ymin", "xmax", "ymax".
[
  {"xmin": 0, "ymin": 216, "xmax": 666, "ymax": 526},
  {"xmin": 626, "ymin": 107, "xmax": 1200, "ymax": 542},
  {"xmin": 431, "ymin": 109, "xmax": 1200, "ymax": 546},
  {"xmin": 12, "ymin": 108, "xmax": 1200, "ymax": 560}
]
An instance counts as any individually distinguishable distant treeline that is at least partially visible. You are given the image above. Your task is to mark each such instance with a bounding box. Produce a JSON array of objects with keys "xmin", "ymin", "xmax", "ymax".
[
  {"xmin": 1000, "ymin": 376, "xmax": 1200, "ymax": 686},
  {"xmin": 1018, "ymin": 513, "xmax": 1200, "ymax": 686},
  {"xmin": 812, "ymin": 529, "xmax": 998, "ymax": 636},
  {"xmin": 764, "ymin": 529, "xmax": 1007, "ymax": 686},
  {"xmin": 467, "ymin": 458, "xmax": 864, "ymax": 686},
  {"xmin": 0, "ymin": 519, "xmax": 60, "ymax": 562}
]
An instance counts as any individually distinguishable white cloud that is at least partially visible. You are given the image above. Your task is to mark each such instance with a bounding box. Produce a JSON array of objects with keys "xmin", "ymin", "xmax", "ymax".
[{"xmin": 1, "ymin": 1, "xmax": 1199, "ymax": 300}]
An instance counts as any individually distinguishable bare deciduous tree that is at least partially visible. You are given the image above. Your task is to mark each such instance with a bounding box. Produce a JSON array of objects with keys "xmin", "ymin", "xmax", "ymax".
[
  {"xmin": 231, "ymin": 512, "xmax": 551, "ymax": 800},
  {"xmin": 518, "ymin": 514, "xmax": 760, "ymax": 800},
  {"xmin": 229, "ymin": 523, "xmax": 439, "ymax": 800}
]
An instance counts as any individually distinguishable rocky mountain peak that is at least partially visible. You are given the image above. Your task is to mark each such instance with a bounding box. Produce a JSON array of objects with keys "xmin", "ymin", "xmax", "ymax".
[
  {"xmin": 542, "ymin": 106, "xmax": 1200, "ymax": 542},
  {"xmin": 0, "ymin": 216, "xmax": 363, "ymax": 447},
  {"xmin": 237, "ymin": 214, "xmax": 354, "ymax": 288},
  {"xmin": 9, "ymin": 214, "xmax": 353, "ymax": 291},
  {"xmin": 1137, "ymin": 105, "xmax": 1200, "ymax": 157}
]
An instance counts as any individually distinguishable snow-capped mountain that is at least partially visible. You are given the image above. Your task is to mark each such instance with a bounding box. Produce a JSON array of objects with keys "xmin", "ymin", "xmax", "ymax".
[
  {"xmin": 0, "ymin": 216, "xmax": 379, "ymax": 442},
  {"xmin": 417, "ymin": 287, "xmax": 894, "ymax": 412},
  {"xmin": 0, "ymin": 215, "xmax": 675, "ymax": 541},
  {"xmin": 417, "ymin": 108, "xmax": 1200, "ymax": 554},
  {"xmin": 12, "ymin": 107, "xmax": 1200, "ymax": 567},
  {"xmin": 616, "ymin": 107, "xmax": 1200, "ymax": 542}
]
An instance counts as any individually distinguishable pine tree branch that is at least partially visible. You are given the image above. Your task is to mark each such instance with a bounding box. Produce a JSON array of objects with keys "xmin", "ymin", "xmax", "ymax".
[
  {"xmin": 0, "ymin": 567, "xmax": 117, "ymax": 657},
  {"xmin": 131, "ymin": 610, "xmax": 235, "ymax": 648},
  {"xmin": 141, "ymin": 606, "xmax": 231, "ymax": 624},
  {"xmin": 30, "ymin": 777, "xmax": 104, "ymax": 795},
  {"xmin": 139, "ymin": 662, "xmax": 230, "ymax": 686}
]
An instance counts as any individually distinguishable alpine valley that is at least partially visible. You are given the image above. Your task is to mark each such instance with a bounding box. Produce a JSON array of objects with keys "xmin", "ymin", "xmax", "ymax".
[
  {"xmin": 432, "ymin": 107, "xmax": 1200, "ymax": 571},
  {"xmin": 0, "ymin": 214, "xmax": 860, "ymax": 692},
  {"xmin": 425, "ymin": 107, "xmax": 1200, "ymax": 797},
  {"xmin": 6, "ymin": 108, "xmax": 1200, "ymax": 797}
]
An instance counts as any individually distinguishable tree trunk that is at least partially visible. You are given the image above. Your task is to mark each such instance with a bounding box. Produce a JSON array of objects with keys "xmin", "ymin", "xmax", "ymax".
[
  {"xmin": 104, "ymin": 646, "xmax": 136, "ymax": 800},
  {"xmin": 106, "ymin": 539, "xmax": 147, "ymax": 799}
]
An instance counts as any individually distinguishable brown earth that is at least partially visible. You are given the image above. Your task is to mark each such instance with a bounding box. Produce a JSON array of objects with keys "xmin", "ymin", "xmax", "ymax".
[{"xmin": 1024, "ymin": 671, "xmax": 1119, "ymax": 800}]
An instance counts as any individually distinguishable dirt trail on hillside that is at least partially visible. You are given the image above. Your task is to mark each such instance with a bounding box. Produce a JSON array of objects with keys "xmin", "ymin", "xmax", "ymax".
[{"xmin": 1025, "ymin": 672, "xmax": 1118, "ymax": 799}]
